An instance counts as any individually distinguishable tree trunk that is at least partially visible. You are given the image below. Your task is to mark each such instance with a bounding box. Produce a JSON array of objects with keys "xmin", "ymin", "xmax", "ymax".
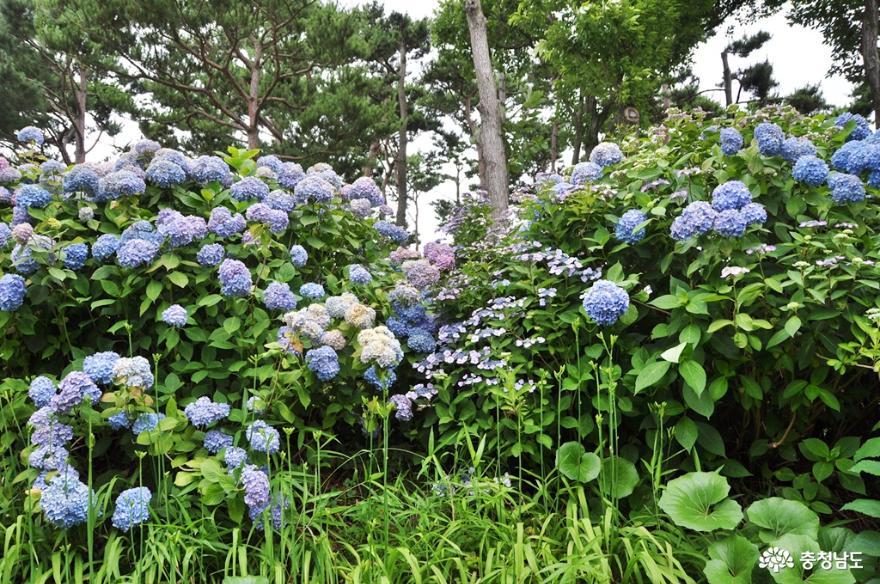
[
  {"xmin": 721, "ymin": 50, "xmax": 733, "ymax": 106},
  {"xmin": 73, "ymin": 64, "xmax": 88, "ymax": 163},
  {"xmin": 863, "ymin": 0, "xmax": 880, "ymax": 128},
  {"xmin": 363, "ymin": 141, "xmax": 380, "ymax": 177},
  {"xmin": 246, "ymin": 39, "xmax": 262, "ymax": 149},
  {"xmin": 395, "ymin": 39, "xmax": 409, "ymax": 227},
  {"xmin": 583, "ymin": 97, "xmax": 604, "ymax": 160},
  {"xmin": 464, "ymin": 0, "xmax": 509, "ymax": 219},
  {"xmin": 550, "ymin": 120, "xmax": 558, "ymax": 172},
  {"xmin": 571, "ymin": 93, "xmax": 584, "ymax": 165},
  {"xmin": 454, "ymin": 164, "xmax": 461, "ymax": 204},
  {"xmin": 464, "ymin": 96, "xmax": 487, "ymax": 186}
]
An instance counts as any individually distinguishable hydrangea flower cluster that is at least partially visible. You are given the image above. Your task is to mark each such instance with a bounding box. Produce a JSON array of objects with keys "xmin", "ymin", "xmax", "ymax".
[
  {"xmin": 754, "ymin": 122, "xmax": 784, "ymax": 156},
  {"xmin": 218, "ymin": 259, "xmax": 252, "ymax": 297},
  {"xmin": 184, "ymin": 397, "xmax": 231, "ymax": 428},
  {"xmin": 614, "ymin": 210, "xmax": 647, "ymax": 244},
  {"xmin": 161, "ymin": 304, "xmax": 188, "ymax": 327},
  {"xmin": 719, "ymin": 128, "xmax": 743, "ymax": 155},
  {"xmin": 589, "ymin": 142, "xmax": 624, "ymax": 167},
  {"xmin": 111, "ymin": 487, "xmax": 152, "ymax": 530},
  {"xmin": 245, "ymin": 420, "xmax": 280, "ymax": 454},
  {"xmin": 305, "ymin": 345, "xmax": 340, "ymax": 381},
  {"xmin": 570, "ymin": 162, "xmax": 603, "ymax": 185},
  {"xmin": 263, "ymin": 281, "xmax": 297, "ymax": 311},
  {"xmin": 0, "ymin": 273, "xmax": 26, "ymax": 311},
  {"xmin": 581, "ymin": 279, "xmax": 629, "ymax": 326}
]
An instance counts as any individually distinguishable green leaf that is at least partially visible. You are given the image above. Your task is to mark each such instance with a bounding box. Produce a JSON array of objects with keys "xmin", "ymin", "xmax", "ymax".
[
  {"xmin": 680, "ymin": 360, "xmax": 707, "ymax": 396},
  {"xmin": 703, "ymin": 535, "xmax": 759, "ymax": 584},
  {"xmin": 555, "ymin": 442, "xmax": 601, "ymax": 483},
  {"xmin": 223, "ymin": 578, "xmax": 270, "ymax": 584},
  {"xmin": 47, "ymin": 267, "xmax": 67, "ymax": 281},
  {"xmin": 198, "ymin": 294, "xmax": 223, "ymax": 307},
  {"xmin": 650, "ymin": 294, "xmax": 682, "ymax": 309},
  {"xmin": 634, "ymin": 361, "xmax": 670, "ymax": 393},
  {"xmin": 841, "ymin": 499, "xmax": 880, "ymax": 518},
  {"xmin": 784, "ymin": 316, "xmax": 802, "ymax": 337},
  {"xmin": 658, "ymin": 472, "xmax": 743, "ymax": 532},
  {"xmin": 661, "ymin": 342, "xmax": 687, "ymax": 363},
  {"xmin": 223, "ymin": 316, "xmax": 241, "ymax": 334},
  {"xmin": 168, "ymin": 271, "xmax": 189, "ymax": 288},
  {"xmin": 746, "ymin": 498, "xmax": 819, "ymax": 543},
  {"xmin": 674, "ymin": 417, "xmax": 698, "ymax": 451},
  {"xmin": 146, "ymin": 280, "xmax": 163, "ymax": 301},
  {"xmin": 854, "ymin": 437, "xmax": 880, "ymax": 462},
  {"xmin": 707, "ymin": 319, "xmax": 735, "ymax": 333},
  {"xmin": 599, "ymin": 457, "xmax": 639, "ymax": 498}
]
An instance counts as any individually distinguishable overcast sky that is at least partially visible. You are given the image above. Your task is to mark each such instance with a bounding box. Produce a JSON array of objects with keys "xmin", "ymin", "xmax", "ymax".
[{"xmin": 95, "ymin": 1, "xmax": 854, "ymax": 243}]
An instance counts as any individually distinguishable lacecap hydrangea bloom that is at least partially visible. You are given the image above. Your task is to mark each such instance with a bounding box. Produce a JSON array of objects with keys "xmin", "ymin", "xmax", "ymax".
[
  {"xmin": 289, "ymin": 244, "xmax": 308, "ymax": 268},
  {"xmin": 111, "ymin": 487, "xmax": 151, "ymax": 530},
  {"xmin": 754, "ymin": 122, "xmax": 784, "ymax": 156},
  {"xmin": 197, "ymin": 243, "xmax": 225, "ymax": 266},
  {"xmin": 161, "ymin": 304, "xmax": 188, "ymax": 328},
  {"xmin": 83, "ymin": 351, "xmax": 120, "ymax": 384},
  {"xmin": 710, "ymin": 180, "xmax": 752, "ymax": 211},
  {"xmin": 112, "ymin": 356, "xmax": 154, "ymax": 389},
  {"xmin": 184, "ymin": 396, "xmax": 231, "ymax": 428},
  {"xmin": 581, "ymin": 279, "xmax": 629, "ymax": 326},
  {"xmin": 245, "ymin": 420, "xmax": 280, "ymax": 454},
  {"xmin": 589, "ymin": 142, "xmax": 624, "ymax": 167},
  {"xmin": 719, "ymin": 128, "xmax": 743, "ymax": 155},
  {"xmin": 614, "ymin": 209, "xmax": 647, "ymax": 244},
  {"xmin": 0, "ymin": 273, "xmax": 27, "ymax": 311},
  {"xmin": 792, "ymin": 155, "xmax": 830, "ymax": 186},
  {"xmin": 570, "ymin": 162, "xmax": 603, "ymax": 185},
  {"xmin": 305, "ymin": 346, "xmax": 340, "ymax": 381},
  {"xmin": 16, "ymin": 126, "xmax": 44, "ymax": 144},
  {"xmin": 218, "ymin": 259, "xmax": 253, "ymax": 297}
]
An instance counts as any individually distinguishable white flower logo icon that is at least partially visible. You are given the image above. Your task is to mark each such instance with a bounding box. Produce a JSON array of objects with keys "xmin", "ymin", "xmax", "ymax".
[{"xmin": 759, "ymin": 547, "xmax": 794, "ymax": 573}]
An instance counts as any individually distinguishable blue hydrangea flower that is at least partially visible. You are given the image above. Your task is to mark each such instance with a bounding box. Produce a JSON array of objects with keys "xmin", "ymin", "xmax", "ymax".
[
  {"xmin": 207, "ymin": 207, "xmax": 246, "ymax": 238},
  {"xmin": 184, "ymin": 397, "xmax": 231, "ymax": 428},
  {"xmin": 245, "ymin": 203, "xmax": 288, "ymax": 234},
  {"xmin": 266, "ymin": 189, "xmax": 296, "ymax": 212},
  {"xmin": 299, "ymin": 282, "xmax": 325, "ymax": 299},
  {"xmin": 306, "ymin": 346, "xmax": 340, "ymax": 381},
  {"xmin": 407, "ymin": 330, "xmax": 436, "ymax": 353},
  {"xmin": 289, "ymin": 245, "xmax": 308, "ymax": 268},
  {"xmin": 570, "ymin": 162, "xmax": 603, "ymax": 185},
  {"xmin": 15, "ymin": 185, "xmax": 51, "ymax": 209},
  {"xmin": 781, "ymin": 136, "xmax": 816, "ymax": 163},
  {"xmin": 189, "ymin": 156, "xmax": 231, "ymax": 185},
  {"xmin": 589, "ymin": 142, "xmax": 624, "ymax": 167},
  {"xmin": 792, "ymin": 155, "xmax": 830, "ymax": 186},
  {"xmin": 389, "ymin": 394, "xmax": 413, "ymax": 421},
  {"xmin": 581, "ymin": 280, "xmax": 629, "ymax": 326},
  {"xmin": 132, "ymin": 413, "xmax": 165, "ymax": 435},
  {"xmin": 256, "ymin": 155, "xmax": 283, "ymax": 173},
  {"xmin": 40, "ymin": 473, "xmax": 94, "ymax": 528},
  {"xmin": 225, "ymin": 446, "xmax": 248, "ymax": 471},
  {"xmin": 218, "ymin": 259, "xmax": 252, "ymax": 297},
  {"xmin": 0, "ymin": 223, "xmax": 10, "ymax": 247},
  {"xmin": 29, "ymin": 377, "xmax": 56, "ymax": 407},
  {"xmin": 836, "ymin": 112, "xmax": 871, "ymax": 141},
  {"xmin": 374, "ymin": 220, "xmax": 409, "ymax": 244},
  {"xmin": 63, "ymin": 166, "xmax": 100, "ymax": 196},
  {"xmin": 363, "ymin": 365, "xmax": 396, "ymax": 390},
  {"xmin": 670, "ymin": 201, "xmax": 717, "ymax": 241},
  {"xmin": 50, "ymin": 372, "xmax": 101, "ymax": 414},
  {"xmin": 153, "ymin": 149, "xmax": 189, "ymax": 169},
  {"xmin": 197, "ymin": 243, "xmax": 225, "ymax": 266},
  {"xmin": 277, "ymin": 162, "xmax": 305, "ymax": 189},
  {"xmin": 116, "ymin": 239, "xmax": 160, "ymax": 268},
  {"xmin": 230, "ymin": 177, "xmax": 269, "ymax": 201},
  {"xmin": 614, "ymin": 209, "xmax": 647, "ymax": 244},
  {"xmin": 0, "ymin": 274, "xmax": 27, "ymax": 311},
  {"xmin": 112, "ymin": 356, "xmax": 154, "ymax": 389},
  {"xmin": 347, "ymin": 176, "xmax": 384, "ymax": 206},
  {"xmin": 90, "ymin": 234, "xmax": 119, "ymax": 262},
  {"xmin": 719, "ymin": 128, "xmax": 744, "ymax": 155},
  {"xmin": 61, "ymin": 243, "xmax": 89, "ymax": 270},
  {"xmin": 11, "ymin": 205, "xmax": 30, "ymax": 226},
  {"xmin": 754, "ymin": 122, "xmax": 784, "ymax": 156},
  {"xmin": 245, "ymin": 420, "xmax": 280, "ymax": 454},
  {"xmin": 156, "ymin": 209, "xmax": 207, "ymax": 248},
  {"xmin": 831, "ymin": 141, "xmax": 866, "ymax": 174},
  {"xmin": 161, "ymin": 304, "xmax": 187, "ymax": 327},
  {"xmin": 263, "ymin": 281, "xmax": 297, "ymax": 311},
  {"xmin": 870, "ymin": 170, "xmax": 880, "ymax": 188},
  {"xmin": 28, "ymin": 407, "xmax": 73, "ymax": 447},
  {"xmin": 108, "ymin": 411, "xmax": 130, "ymax": 430},
  {"xmin": 240, "ymin": 464, "xmax": 270, "ymax": 515},
  {"xmin": 850, "ymin": 143, "xmax": 880, "ymax": 174},
  {"xmin": 829, "ymin": 173, "xmax": 866, "ymax": 204},
  {"xmin": 293, "ymin": 175, "xmax": 334, "ymax": 204},
  {"xmin": 83, "ymin": 351, "xmax": 120, "ymax": 384},
  {"xmin": 204, "ymin": 430, "xmax": 233, "ymax": 453},
  {"xmin": 28, "ymin": 443, "xmax": 69, "ymax": 470},
  {"xmin": 740, "ymin": 202, "xmax": 767, "ymax": 225},
  {"xmin": 145, "ymin": 159, "xmax": 186, "ymax": 188},
  {"xmin": 711, "ymin": 180, "xmax": 752, "ymax": 211},
  {"xmin": 713, "ymin": 209, "xmax": 748, "ymax": 237},
  {"xmin": 348, "ymin": 264, "xmax": 372, "ymax": 285},
  {"xmin": 16, "ymin": 126, "xmax": 44, "ymax": 145},
  {"xmin": 111, "ymin": 487, "xmax": 151, "ymax": 530},
  {"xmin": 96, "ymin": 171, "xmax": 146, "ymax": 201}
]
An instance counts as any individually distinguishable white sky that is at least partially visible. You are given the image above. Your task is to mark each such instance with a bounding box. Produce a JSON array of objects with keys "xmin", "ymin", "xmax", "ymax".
[{"xmin": 91, "ymin": 1, "xmax": 854, "ymax": 242}]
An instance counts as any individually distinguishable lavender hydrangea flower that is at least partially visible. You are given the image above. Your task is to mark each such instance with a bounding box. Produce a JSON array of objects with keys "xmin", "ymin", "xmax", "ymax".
[
  {"xmin": 92, "ymin": 234, "xmax": 120, "ymax": 261},
  {"xmin": 266, "ymin": 189, "xmax": 296, "ymax": 212},
  {"xmin": 293, "ymin": 175, "xmax": 334, "ymax": 204},
  {"xmin": 793, "ymin": 155, "xmax": 829, "ymax": 186},
  {"xmin": 589, "ymin": 142, "xmax": 624, "ymax": 167},
  {"xmin": 184, "ymin": 397, "xmax": 231, "ymax": 428},
  {"xmin": 145, "ymin": 159, "xmax": 186, "ymax": 188},
  {"xmin": 225, "ymin": 446, "xmax": 248, "ymax": 471},
  {"xmin": 263, "ymin": 281, "xmax": 297, "ymax": 311},
  {"xmin": 0, "ymin": 166, "xmax": 22, "ymax": 184},
  {"xmin": 161, "ymin": 304, "xmax": 187, "ymax": 327},
  {"xmin": 713, "ymin": 209, "xmax": 748, "ymax": 237},
  {"xmin": 350, "ymin": 198, "xmax": 372, "ymax": 218},
  {"xmin": 374, "ymin": 220, "xmax": 409, "ymax": 244},
  {"xmin": 204, "ymin": 430, "xmax": 233, "ymax": 453},
  {"xmin": 348, "ymin": 264, "xmax": 372, "ymax": 285},
  {"xmin": 306, "ymin": 346, "xmax": 340, "ymax": 381},
  {"xmin": 207, "ymin": 207, "xmax": 246, "ymax": 238},
  {"xmin": 719, "ymin": 128, "xmax": 743, "ymax": 155},
  {"xmin": 277, "ymin": 162, "xmax": 305, "ymax": 189},
  {"xmin": 15, "ymin": 185, "xmax": 51, "ymax": 209},
  {"xmin": 423, "ymin": 242, "xmax": 455, "ymax": 271},
  {"xmin": 570, "ymin": 162, "xmax": 603, "ymax": 185},
  {"xmin": 41, "ymin": 473, "xmax": 94, "ymax": 528},
  {"xmin": 116, "ymin": 239, "xmax": 160, "ymax": 268},
  {"xmin": 289, "ymin": 244, "xmax": 308, "ymax": 267},
  {"xmin": 614, "ymin": 209, "xmax": 647, "ymax": 244},
  {"xmin": 197, "ymin": 243, "xmax": 225, "ymax": 266},
  {"xmin": 581, "ymin": 280, "xmax": 629, "ymax": 326},
  {"xmin": 61, "ymin": 243, "xmax": 89, "ymax": 270},
  {"xmin": 29, "ymin": 377, "xmax": 56, "ymax": 407},
  {"xmin": 111, "ymin": 487, "xmax": 151, "ymax": 530},
  {"xmin": 347, "ymin": 176, "xmax": 384, "ymax": 206},
  {"xmin": 389, "ymin": 394, "xmax": 413, "ymax": 421},
  {"xmin": 96, "ymin": 170, "xmax": 146, "ymax": 201},
  {"xmin": 83, "ymin": 351, "xmax": 120, "ymax": 384},
  {"xmin": 63, "ymin": 166, "xmax": 100, "ymax": 196},
  {"xmin": 218, "ymin": 259, "xmax": 252, "ymax": 297},
  {"xmin": 245, "ymin": 420, "xmax": 280, "ymax": 454},
  {"xmin": 0, "ymin": 274, "xmax": 26, "ymax": 311},
  {"xmin": 51, "ymin": 372, "xmax": 101, "ymax": 414},
  {"xmin": 245, "ymin": 202, "xmax": 288, "ymax": 233},
  {"xmin": 299, "ymin": 282, "xmax": 325, "ymax": 299},
  {"xmin": 711, "ymin": 180, "xmax": 751, "ymax": 211},
  {"xmin": 156, "ymin": 209, "xmax": 207, "ymax": 248},
  {"xmin": 16, "ymin": 126, "xmax": 44, "ymax": 145},
  {"xmin": 230, "ymin": 177, "xmax": 269, "ymax": 201},
  {"xmin": 754, "ymin": 122, "xmax": 784, "ymax": 156},
  {"xmin": 240, "ymin": 465, "xmax": 270, "ymax": 515},
  {"xmin": 402, "ymin": 259, "xmax": 440, "ymax": 289},
  {"xmin": 189, "ymin": 156, "xmax": 231, "ymax": 185},
  {"xmin": 256, "ymin": 155, "xmax": 283, "ymax": 173}
]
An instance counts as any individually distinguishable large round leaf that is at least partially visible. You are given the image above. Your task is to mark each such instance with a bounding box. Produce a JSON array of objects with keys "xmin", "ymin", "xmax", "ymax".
[
  {"xmin": 703, "ymin": 535, "xmax": 759, "ymax": 584},
  {"xmin": 599, "ymin": 457, "xmax": 639, "ymax": 498},
  {"xmin": 746, "ymin": 498, "xmax": 819, "ymax": 543},
  {"xmin": 658, "ymin": 472, "xmax": 743, "ymax": 532},
  {"xmin": 555, "ymin": 442, "xmax": 600, "ymax": 483}
]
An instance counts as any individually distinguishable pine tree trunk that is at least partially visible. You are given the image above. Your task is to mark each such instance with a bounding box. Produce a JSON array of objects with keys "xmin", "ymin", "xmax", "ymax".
[
  {"xmin": 395, "ymin": 40, "xmax": 409, "ymax": 228},
  {"xmin": 74, "ymin": 64, "xmax": 88, "ymax": 163},
  {"xmin": 464, "ymin": 0, "xmax": 509, "ymax": 219},
  {"xmin": 247, "ymin": 40, "xmax": 262, "ymax": 149},
  {"xmin": 721, "ymin": 50, "xmax": 733, "ymax": 106},
  {"xmin": 363, "ymin": 141, "xmax": 380, "ymax": 177},
  {"xmin": 863, "ymin": 0, "xmax": 880, "ymax": 128}
]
